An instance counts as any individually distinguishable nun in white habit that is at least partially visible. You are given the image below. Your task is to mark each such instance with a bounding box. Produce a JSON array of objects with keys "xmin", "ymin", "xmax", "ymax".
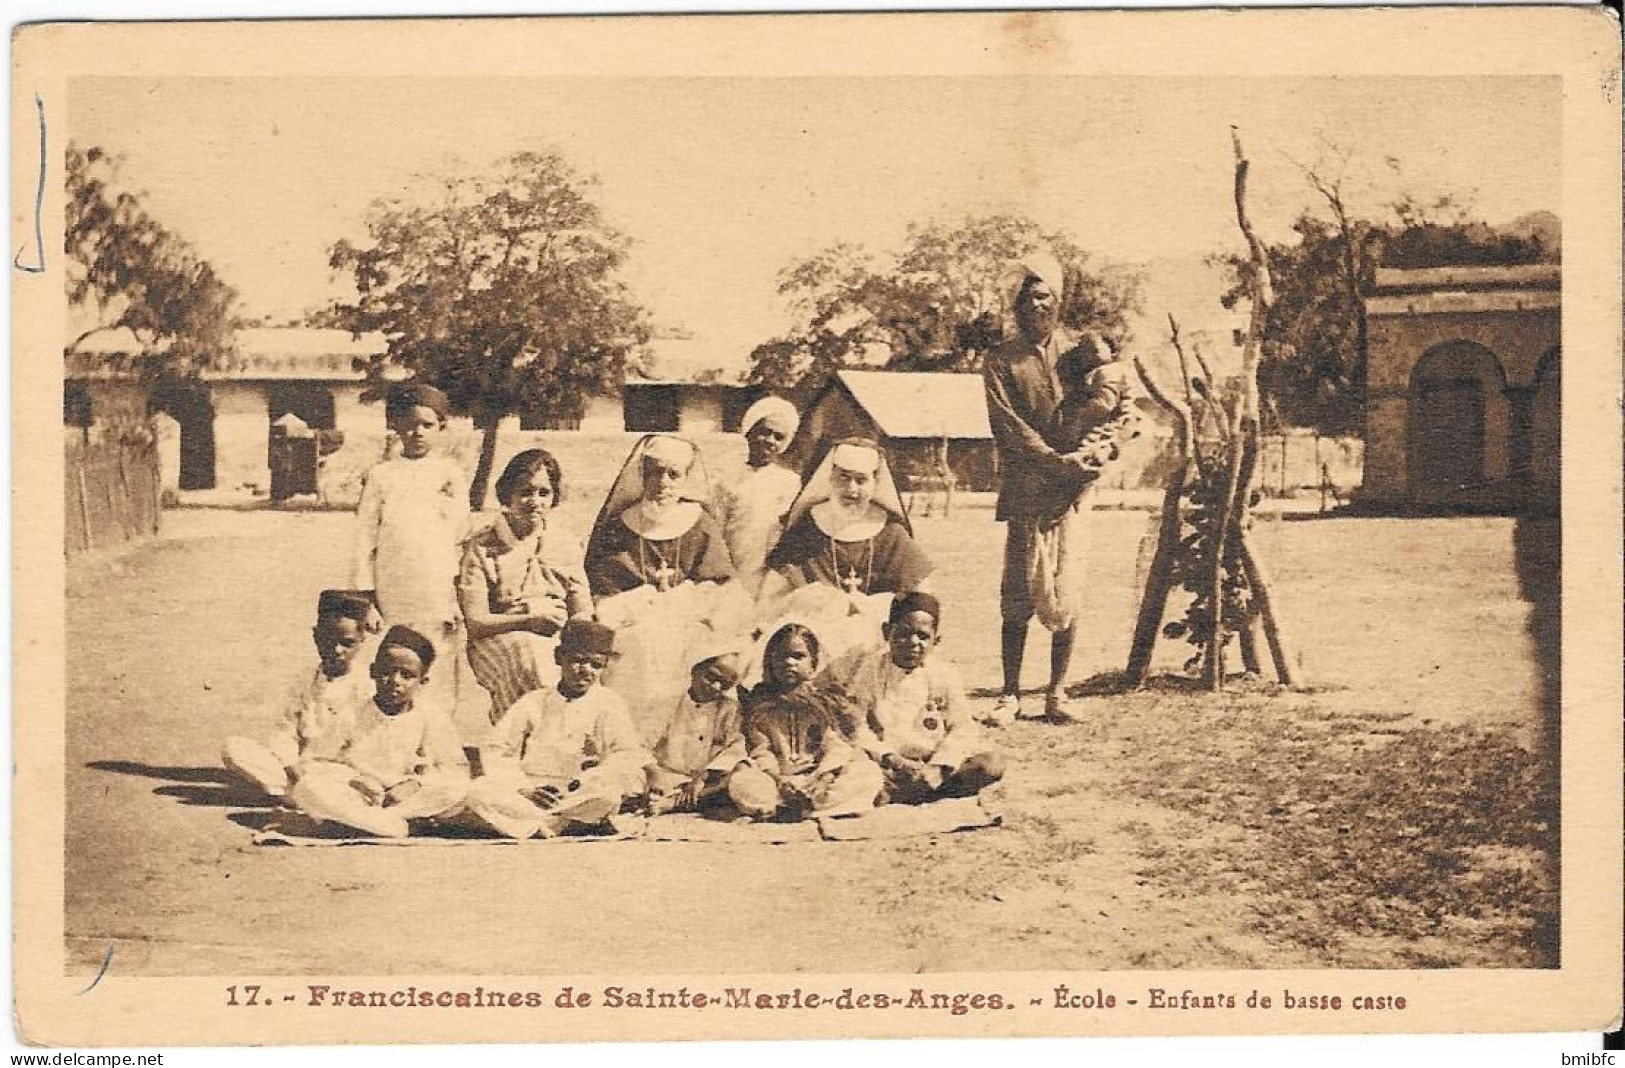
[
  {"xmin": 583, "ymin": 434, "xmax": 749, "ymax": 742},
  {"xmin": 749, "ymin": 438, "xmax": 934, "ymax": 677}
]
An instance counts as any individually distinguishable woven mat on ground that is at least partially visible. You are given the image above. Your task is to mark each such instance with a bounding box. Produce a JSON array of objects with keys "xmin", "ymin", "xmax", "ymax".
[
  {"xmin": 249, "ymin": 798, "xmax": 997, "ymax": 847},
  {"xmin": 815, "ymin": 797, "xmax": 1000, "ymax": 840}
]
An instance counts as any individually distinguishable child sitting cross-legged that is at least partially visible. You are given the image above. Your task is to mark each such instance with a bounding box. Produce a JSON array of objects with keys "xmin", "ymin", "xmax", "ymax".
[
  {"xmin": 645, "ymin": 641, "xmax": 749, "ymax": 815},
  {"xmin": 222, "ymin": 588, "xmax": 379, "ymax": 800},
  {"xmin": 465, "ymin": 619, "xmax": 652, "ymax": 839},
  {"xmin": 285, "ymin": 625, "xmax": 470, "ymax": 838},
  {"xmin": 728, "ymin": 623, "xmax": 884, "ymax": 822},
  {"xmin": 824, "ymin": 591, "xmax": 1004, "ymax": 805}
]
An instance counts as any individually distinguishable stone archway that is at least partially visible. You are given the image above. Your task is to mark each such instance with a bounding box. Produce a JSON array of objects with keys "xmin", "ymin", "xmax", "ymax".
[{"xmin": 1407, "ymin": 340, "xmax": 1509, "ymax": 501}]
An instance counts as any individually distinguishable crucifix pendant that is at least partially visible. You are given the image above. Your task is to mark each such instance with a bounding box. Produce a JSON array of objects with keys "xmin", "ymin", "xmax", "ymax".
[
  {"xmin": 652, "ymin": 564, "xmax": 677, "ymax": 591},
  {"xmin": 839, "ymin": 568, "xmax": 865, "ymax": 594}
]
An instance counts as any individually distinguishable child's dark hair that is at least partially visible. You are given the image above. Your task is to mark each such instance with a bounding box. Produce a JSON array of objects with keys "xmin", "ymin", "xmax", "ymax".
[
  {"xmin": 763, "ymin": 623, "xmax": 820, "ymax": 676},
  {"xmin": 888, "ymin": 590, "xmax": 941, "ymax": 626},
  {"xmin": 494, "ymin": 448, "xmax": 563, "ymax": 507}
]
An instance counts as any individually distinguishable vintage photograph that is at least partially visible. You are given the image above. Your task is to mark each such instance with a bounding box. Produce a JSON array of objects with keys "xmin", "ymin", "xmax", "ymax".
[{"xmin": 16, "ymin": 9, "xmax": 1621, "ymax": 1047}]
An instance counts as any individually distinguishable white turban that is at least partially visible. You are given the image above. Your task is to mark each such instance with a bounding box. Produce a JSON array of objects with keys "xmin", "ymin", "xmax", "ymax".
[
  {"xmin": 1006, "ymin": 249, "xmax": 1067, "ymax": 307},
  {"xmin": 742, "ymin": 395, "xmax": 800, "ymax": 438}
]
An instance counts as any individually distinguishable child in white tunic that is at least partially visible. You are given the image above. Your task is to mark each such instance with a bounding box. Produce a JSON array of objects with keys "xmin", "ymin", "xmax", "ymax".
[
  {"xmin": 714, "ymin": 396, "xmax": 803, "ymax": 596},
  {"xmin": 825, "ymin": 592, "xmax": 1004, "ymax": 805},
  {"xmin": 287, "ymin": 626, "xmax": 470, "ymax": 838},
  {"xmin": 647, "ymin": 644, "xmax": 748, "ymax": 814},
  {"xmin": 467, "ymin": 619, "xmax": 652, "ymax": 838},
  {"xmin": 352, "ymin": 382, "xmax": 469, "ymax": 721},
  {"xmin": 222, "ymin": 589, "xmax": 378, "ymax": 798}
]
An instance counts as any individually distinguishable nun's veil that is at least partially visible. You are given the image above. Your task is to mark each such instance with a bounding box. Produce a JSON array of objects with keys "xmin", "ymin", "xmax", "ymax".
[
  {"xmin": 776, "ymin": 436, "xmax": 912, "ymax": 541},
  {"xmin": 587, "ymin": 434, "xmax": 715, "ymax": 551}
]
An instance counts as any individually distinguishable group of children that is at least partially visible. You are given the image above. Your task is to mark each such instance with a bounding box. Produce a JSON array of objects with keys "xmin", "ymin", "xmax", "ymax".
[
  {"xmin": 227, "ymin": 585, "xmax": 1000, "ymax": 838},
  {"xmin": 221, "ymin": 381, "xmax": 1003, "ymax": 839}
]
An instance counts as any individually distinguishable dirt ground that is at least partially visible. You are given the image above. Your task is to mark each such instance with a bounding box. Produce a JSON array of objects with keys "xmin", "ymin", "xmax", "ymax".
[{"xmin": 64, "ymin": 501, "xmax": 1559, "ymax": 976}]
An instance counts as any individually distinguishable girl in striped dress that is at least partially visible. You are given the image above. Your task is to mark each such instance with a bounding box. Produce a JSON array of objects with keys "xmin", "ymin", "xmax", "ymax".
[{"xmin": 457, "ymin": 449, "xmax": 593, "ymax": 720}]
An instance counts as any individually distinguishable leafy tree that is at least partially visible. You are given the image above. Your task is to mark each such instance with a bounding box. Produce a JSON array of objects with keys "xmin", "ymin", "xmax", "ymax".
[
  {"xmin": 1217, "ymin": 193, "xmax": 1557, "ymax": 436},
  {"xmin": 65, "ymin": 143, "xmax": 240, "ymax": 382},
  {"xmin": 328, "ymin": 150, "xmax": 653, "ymax": 508},
  {"xmin": 747, "ymin": 215, "xmax": 1141, "ymax": 396}
]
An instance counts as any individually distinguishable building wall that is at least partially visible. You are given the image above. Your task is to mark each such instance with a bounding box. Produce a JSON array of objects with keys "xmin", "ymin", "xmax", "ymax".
[
  {"xmin": 1364, "ymin": 304, "xmax": 1560, "ymax": 506},
  {"xmin": 678, "ymin": 389, "xmax": 726, "ymax": 434},
  {"xmin": 581, "ymin": 394, "xmax": 623, "ymax": 433},
  {"xmin": 1531, "ymin": 356, "xmax": 1560, "ymax": 500},
  {"xmin": 1367, "ymin": 307, "xmax": 1558, "ymax": 394}
]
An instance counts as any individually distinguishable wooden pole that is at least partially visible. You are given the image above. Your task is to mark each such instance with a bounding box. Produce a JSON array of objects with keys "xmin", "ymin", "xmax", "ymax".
[
  {"xmin": 76, "ymin": 466, "xmax": 94, "ymax": 553},
  {"xmin": 1238, "ymin": 612, "xmax": 1264, "ymax": 675},
  {"xmin": 1166, "ymin": 316, "xmax": 1215, "ymax": 479},
  {"xmin": 1238, "ymin": 530, "xmax": 1300, "ymax": 686},
  {"xmin": 1126, "ymin": 357, "xmax": 1193, "ymax": 685},
  {"xmin": 1204, "ymin": 126, "xmax": 1278, "ymax": 691}
]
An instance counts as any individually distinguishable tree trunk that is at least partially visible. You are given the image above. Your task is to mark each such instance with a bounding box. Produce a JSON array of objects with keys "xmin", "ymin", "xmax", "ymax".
[{"xmin": 468, "ymin": 417, "xmax": 500, "ymax": 513}]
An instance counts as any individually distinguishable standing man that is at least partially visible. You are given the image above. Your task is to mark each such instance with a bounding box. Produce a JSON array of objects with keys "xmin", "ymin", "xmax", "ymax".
[{"xmin": 982, "ymin": 253, "xmax": 1111, "ymax": 725}]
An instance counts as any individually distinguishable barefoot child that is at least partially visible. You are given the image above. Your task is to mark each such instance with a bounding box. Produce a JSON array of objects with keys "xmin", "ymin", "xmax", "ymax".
[
  {"xmin": 466, "ymin": 619, "xmax": 652, "ymax": 838},
  {"xmin": 286, "ymin": 625, "xmax": 470, "ymax": 838},
  {"xmin": 826, "ymin": 592, "xmax": 1004, "ymax": 805},
  {"xmin": 646, "ymin": 642, "xmax": 748, "ymax": 814},
  {"xmin": 221, "ymin": 589, "xmax": 379, "ymax": 799},
  {"xmin": 728, "ymin": 623, "xmax": 883, "ymax": 821}
]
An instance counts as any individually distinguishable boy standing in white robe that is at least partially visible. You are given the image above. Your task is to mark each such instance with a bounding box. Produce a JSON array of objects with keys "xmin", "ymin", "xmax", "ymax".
[
  {"xmin": 714, "ymin": 396, "xmax": 802, "ymax": 597},
  {"xmin": 825, "ymin": 591, "xmax": 1004, "ymax": 805},
  {"xmin": 352, "ymin": 381, "xmax": 471, "ymax": 729},
  {"xmin": 467, "ymin": 619, "xmax": 652, "ymax": 838},
  {"xmin": 287, "ymin": 625, "xmax": 470, "ymax": 838}
]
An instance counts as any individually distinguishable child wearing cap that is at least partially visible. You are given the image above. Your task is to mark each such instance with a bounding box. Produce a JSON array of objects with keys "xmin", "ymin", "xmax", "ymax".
[
  {"xmin": 465, "ymin": 619, "xmax": 653, "ymax": 838},
  {"xmin": 646, "ymin": 643, "xmax": 749, "ymax": 815},
  {"xmin": 729, "ymin": 623, "xmax": 883, "ymax": 822},
  {"xmin": 714, "ymin": 396, "xmax": 803, "ymax": 596},
  {"xmin": 825, "ymin": 592, "xmax": 1004, "ymax": 805},
  {"xmin": 286, "ymin": 625, "xmax": 470, "ymax": 839},
  {"xmin": 221, "ymin": 589, "xmax": 380, "ymax": 799},
  {"xmin": 353, "ymin": 382, "xmax": 469, "ymax": 717}
]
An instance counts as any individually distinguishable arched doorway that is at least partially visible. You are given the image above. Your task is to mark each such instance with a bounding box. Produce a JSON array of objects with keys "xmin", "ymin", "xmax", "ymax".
[
  {"xmin": 1408, "ymin": 340, "xmax": 1508, "ymax": 501},
  {"xmin": 149, "ymin": 379, "xmax": 217, "ymax": 491},
  {"xmin": 1530, "ymin": 347, "xmax": 1560, "ymax": 500}
]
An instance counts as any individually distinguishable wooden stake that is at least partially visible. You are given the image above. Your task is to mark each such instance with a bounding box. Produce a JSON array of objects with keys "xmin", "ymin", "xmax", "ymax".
[
  {"xmin": 1238, "ymin": 530, "xmax": 1300, "ymax": 686},
  {"xmin": 1126, "ymin": 357, "xmax": 1192, "ymax": 686}
]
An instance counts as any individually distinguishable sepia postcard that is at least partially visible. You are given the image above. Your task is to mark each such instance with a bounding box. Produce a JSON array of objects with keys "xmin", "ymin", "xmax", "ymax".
[{"xmin": 12, "ymin": 8, "xmax": 1622, "ymax": 1048}]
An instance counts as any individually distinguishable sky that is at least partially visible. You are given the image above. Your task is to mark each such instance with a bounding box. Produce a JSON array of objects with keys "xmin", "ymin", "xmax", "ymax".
[{"xmin": 68, "ymin": 75, "xmax": 1559, "ymax": 368}]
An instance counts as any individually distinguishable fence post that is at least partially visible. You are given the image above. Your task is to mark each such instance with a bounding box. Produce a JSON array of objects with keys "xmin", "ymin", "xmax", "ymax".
[{"xmin": 76, "ymin": 466, "xmax": 94, "ymax": 553}]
